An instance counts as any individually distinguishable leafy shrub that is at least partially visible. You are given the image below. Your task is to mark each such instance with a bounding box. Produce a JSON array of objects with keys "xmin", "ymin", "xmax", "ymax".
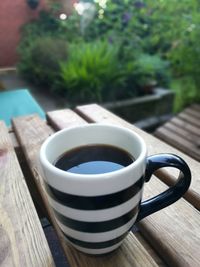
[
  {"xmin": 82, "ymin": 0, "xmax": 144, "ymax": 60},
  {"xmin": 19, "ymin": 10, "xmax": 63, "ymax": 49},
  {"xmin": 18, "ymin": 36, "xmax": 68, "ymax": 89},
  {"xmin": 59, "ymin": 41, "xmax": 126, "ymax": 103},
  {"xmin": 132, "ymin": 54, "xmax": 170, "ymax": 94},
  {"xmin": 18, "ymin": 1, "xmax": 179, "ymax": 104},
  {"xmin": 80, "ymin": 0, "xmax": 200, "ymax": 108},
  {"xmin": 171, "ymin": 77, "xmax": 200, "ymax": 112},
  {"xmin": 144, "ymin": 0, "xmax": 200, "ymax": 110}
]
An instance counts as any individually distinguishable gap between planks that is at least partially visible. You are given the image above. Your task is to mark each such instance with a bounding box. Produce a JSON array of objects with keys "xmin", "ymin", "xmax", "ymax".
[
  {"xmin": 154, "ymin": 105, "xmax": 200, "ymax": 161},
  {"xmin": 154, "ymin": 126, "xmax": 200, "ymax": 161},
  {"xmin": 169, "ymin": 117, "xmax": 200, "ymax": 137}
]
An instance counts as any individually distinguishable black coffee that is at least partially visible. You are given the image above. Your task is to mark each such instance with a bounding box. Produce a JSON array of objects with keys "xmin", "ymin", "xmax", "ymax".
[{"xmin": 54, "ymin": 144, "xmax": 134, "ymax": 175}]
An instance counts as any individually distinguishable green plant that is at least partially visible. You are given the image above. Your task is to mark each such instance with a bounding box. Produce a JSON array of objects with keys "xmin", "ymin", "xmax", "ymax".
[
  {"xmin": 61, "ymin": 1, "xmax": 170, "ymax": 90},
  {"xmin": 19, "ymin": 10, "xmax": 62, "ymax": 47},
  {"xmin": 81, "ymin": 0, "xmax": 144, "ymax": 59},
  {"xmin": 18, "ymin": 0, "xmax": 200, "ymax": 108},
  {"xmin": 171, "ymin": 77, "xmax": 200, "ymax": 112},
  {"xmin": 145, "ymin": 0, "xmax": 200, "ymax": 109},
  {"xmin": 133, "ymin": 54, "xmax": 170, "ymax": 94},
  {"xmin": 59, "ymin": 40, "xmax": 125, "ymax": 103},
  {"xmin": 18, "ymin": 36, "xmax": 68, "ymax": 89}
]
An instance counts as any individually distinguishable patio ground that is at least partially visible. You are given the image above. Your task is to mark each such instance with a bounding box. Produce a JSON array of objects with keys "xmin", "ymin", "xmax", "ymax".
[{"xmin": 0, "ymin": 69, "xmax": 67, "ymax": 112}]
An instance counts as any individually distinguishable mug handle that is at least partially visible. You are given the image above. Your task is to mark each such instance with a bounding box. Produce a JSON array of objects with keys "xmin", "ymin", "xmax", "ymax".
[{"xmin": 136, "ymin": 153, "xmax": 191, "ymax": 222}]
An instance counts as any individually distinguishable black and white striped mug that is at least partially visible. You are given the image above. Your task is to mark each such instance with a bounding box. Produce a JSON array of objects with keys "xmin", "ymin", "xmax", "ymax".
[{"xmin": 40, "ymin": 124, "xmax": 191, "ymax": 255}]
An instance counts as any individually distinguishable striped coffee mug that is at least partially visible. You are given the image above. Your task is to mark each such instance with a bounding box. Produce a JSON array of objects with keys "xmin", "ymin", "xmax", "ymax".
[{"xmin": 39, "ymin": 124, "xmax": 191, "ymax": 255}]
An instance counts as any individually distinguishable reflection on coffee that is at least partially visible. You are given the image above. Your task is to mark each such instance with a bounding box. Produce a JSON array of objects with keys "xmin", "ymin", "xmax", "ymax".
[{"xmin": 54, "ymin": 144, "xmax": 134, "ymax": 174}]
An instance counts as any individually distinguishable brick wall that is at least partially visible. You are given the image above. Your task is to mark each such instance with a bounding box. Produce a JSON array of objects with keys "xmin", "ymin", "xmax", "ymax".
[{"xmin": 0, "ymin": 0, "xmax": 47, "ymax": 67}]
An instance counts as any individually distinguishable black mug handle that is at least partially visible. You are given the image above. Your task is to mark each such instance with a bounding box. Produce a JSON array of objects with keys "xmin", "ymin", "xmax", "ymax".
[{"xmin": 136, "ymin": 153, "xmax": 191, "ymax": 222}]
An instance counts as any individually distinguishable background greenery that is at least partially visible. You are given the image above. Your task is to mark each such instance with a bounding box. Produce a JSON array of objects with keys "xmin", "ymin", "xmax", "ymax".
[{"xmin": 18, "ymin": 0, "xmax": 200, "ymax": 110}]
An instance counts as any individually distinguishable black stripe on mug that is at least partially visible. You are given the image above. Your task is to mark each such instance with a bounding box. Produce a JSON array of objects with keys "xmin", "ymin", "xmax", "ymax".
[
  {"xmin": 53, "ymin": 205, "xmax": 139, "ymax": 233},
  {"xmin": 62, "ymin": 230, "xmax": 128, "ymax": 249},
  {"xmin": 44, "ymin": 176, "xmax": 144, "ymax": 210}
]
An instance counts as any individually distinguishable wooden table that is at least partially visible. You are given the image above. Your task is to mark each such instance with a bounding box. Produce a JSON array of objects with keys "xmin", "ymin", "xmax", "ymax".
[
  {"xmin": 155, "ymin": 104, "xmax": 200, "ymax": 161},
  {"xmin": 1, "ymin": 104, "xmax": 200, "ymax": 267}
]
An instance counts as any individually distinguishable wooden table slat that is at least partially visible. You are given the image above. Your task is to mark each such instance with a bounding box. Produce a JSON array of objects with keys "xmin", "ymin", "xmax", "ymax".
[
  {"xmin": 0, "ymin": 120, "xmax": 54, "ymax": 267},
  {"xmin": 12, "ymin": 113, "xmax": 161, "ymax": 267},
  {"xmin": 162, "ymin": 122, "xmax": 200, "ymax": 144},
  {"xmin": 75, "ymin": 104, "xmax": 200, "ymax": 267},
  {"xmin": 184, "ymin": 107, "xmax": 200, "ymax": 119},
  {"xmin": 47, "ymin": 109, "xmax": 87, "ymax": 130},
  {"xmin": 139, "ymin": 178, "xmax": 200, "ymax": 267},
  {"xmin": 179, "ymin": 112, "xmax": 200, "ymax": 128},
  {"xmin": 154, "ymin": 127, "xmax": 200, "ymax": 161},
  {"xmin": 170, "ymin": 117, "xmax": 200, "ymax": 137},
  {"xmin": 191, "ymin": 103, "xmax": 200, "ymax": 112}
]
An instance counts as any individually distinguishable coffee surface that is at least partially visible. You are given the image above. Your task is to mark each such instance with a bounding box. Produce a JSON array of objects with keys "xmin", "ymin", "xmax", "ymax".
[{"xmin": 54, "ymin": 144, "xmax": 134, "ymax": 174}]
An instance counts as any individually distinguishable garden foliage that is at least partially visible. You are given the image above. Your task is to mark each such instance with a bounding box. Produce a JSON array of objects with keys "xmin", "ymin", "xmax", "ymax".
[
  {"xmin": 60, "ymin": 41, "xmax": 126, "ymax": 103},
  {"xmin": 18, "ymin": 0, "xmax": 200, "ymax": 109}
]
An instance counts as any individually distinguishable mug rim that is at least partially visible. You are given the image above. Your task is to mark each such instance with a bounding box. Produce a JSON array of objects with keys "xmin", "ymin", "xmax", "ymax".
[{"xmin": 40, "ymin": 123, "xmax": 147, "ymax": 181}]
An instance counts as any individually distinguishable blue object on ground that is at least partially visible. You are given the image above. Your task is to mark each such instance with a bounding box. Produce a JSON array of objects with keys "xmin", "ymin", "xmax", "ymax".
[{"xmin": 0, "ymin": 89, "xmax": 45, "ymax": 126}]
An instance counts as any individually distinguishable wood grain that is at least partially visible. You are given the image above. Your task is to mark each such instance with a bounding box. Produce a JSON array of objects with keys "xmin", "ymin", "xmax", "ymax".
[
  {"xmin": 12, "ymin": 113, "xmax": 160, "ymax": 267},
  {"xmin": 179, "ymin": 112, "xmax": 200, "ymax": 128},
  {"xmin": 184, "ymin": 106, "xmax": 200, "ymax": 119},
  {"xmin": 154, "ymin": 104, "xmax": 200, "ymax": 161},
  {"xmin": 169, "ymin": 117, "xmax": 200, "ymax": 137},
  {"xmin": 154, "ymin": 126, "xmax": 200, "ymax": 161},
  {"xmin": 0, "ymin": 121, "xmax": 54, "ymax": 267},
  {"xmin": 164, "ymin": 121, "xmax": 200, "ymax": 144},
  {"xmin": 140, "ymin": 177, "xmax": 200, "ymax": 267},
  {"xmin": 75, "ymin": 104, "xmax": 200, "ymax": 266},
  {"xmin": 47, "ymin": 109, "xmax": 87, "ymax": 130}
]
